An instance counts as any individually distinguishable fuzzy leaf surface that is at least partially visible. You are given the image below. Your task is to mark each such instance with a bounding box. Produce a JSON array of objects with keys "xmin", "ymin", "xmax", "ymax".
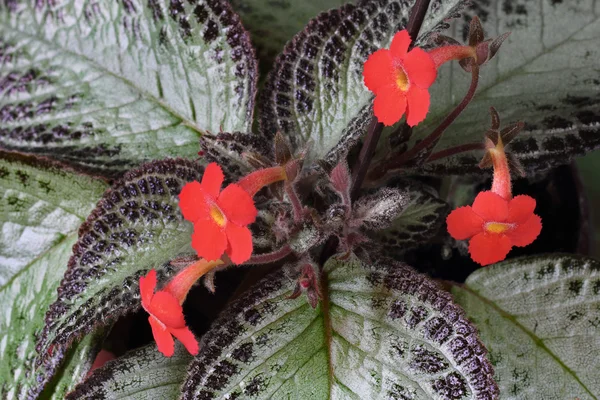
[
  {"xmin": 181, "ymin": 253, "xmax": 498, "ymax": 399},
  {"xmin": 0, "ymin": 0, "xmax": 257, "ymax": 177},
  {"xmin": 0, "ymin": 152, "xmax": 106, "ymax": 399},
  {"xmin": 260, "ymin": 0, "xmax": 465, "ymax": 164},
  {"xmin": 412, "ymin": 0, "xmax": 600, "ymax": 174},
  {"xmin": 373, "ymin": 180, "xmax": 449, "ymax": 253},
  {"xmin": 35, "ymin": 159, "xmax": 205, "ymax": 397},
  {"xmin": 453, "ymin": 255, "xmax": 600, "ymax": 399},
  {"xmin": 66, "ymin": 343, "xmax": 192, "ymax": 400},
  {"xmin": 0, "ymin": 151, "xmax": 107, "ymax": 285},
  {"xmin": 230, "ymin": 0, "xmax": 347, "ymax": 70}
]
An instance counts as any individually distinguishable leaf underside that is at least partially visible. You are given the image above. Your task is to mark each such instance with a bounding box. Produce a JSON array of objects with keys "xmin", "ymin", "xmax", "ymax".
[
  {"xmin": 0, "ymin": 0, "xmax": 258, "ymax": 177},
  {"xmin": 260, "ymin": 0, "xmax": 465, "ymax": 165},
  {"xmin": 181, "ymin": 253, "xmax": 498, "ymax": 399},
  {"xmin": 453, "ymin": 254, "xmax": 600, "ymax": 399}
]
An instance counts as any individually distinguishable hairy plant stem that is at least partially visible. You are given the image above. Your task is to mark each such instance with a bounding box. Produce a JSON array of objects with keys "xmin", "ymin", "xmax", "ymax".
[
  {"xmin": 369, "ymin": 64, "xmax": 480, "ymax": 179},
  {"xmin": 426, "ymin": 142, "xmax": 485, "ymax": 163},
  {"xmin": 245, "ymin": 244, "xmax": 294, "ymax": 265},
  {"xmin": 285, "ymin": 181, "xmax": 305, "ymax": 222},
  {"xmin": 350, "ymin": 118, "xmax": 384, "ymax": 200}
]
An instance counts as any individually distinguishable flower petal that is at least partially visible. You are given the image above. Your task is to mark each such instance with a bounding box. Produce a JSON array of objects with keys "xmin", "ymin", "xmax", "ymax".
[
  {"xmin": 148, "ymin": 315, "xmax": 175, "ymax": 357},
  {"xmin": 148, "ymin": 291, "xmax": 186, "ymax": 328},
  {"xmin": 178, "ymin": 181, "xmax": 210, "ymax": 223},
  {"xmin": 446, "ymin": 206, "xmax": 484, "ymax": 240},
  {"xmin": 402, "ymin": 47, "xmax": 437, "ymax": 88},
  {"xmin": 468, "ymin": 232, "xmax": 512, "ymax": 266},
  {"xmin": 373, "ymin": 85, "xmax": 407, "ymax": 126},
  {"xmin": 508, "ymin": 214, "xmax": 542, "ymax": 247},
  {"xmin": 508, "ymin": 195, "xmax": 536, "ymax": 224},
  {"xmin": 389, "ymin": 30, "xmax": 411, "ymax": 58},
  {"xmin": 405, "ymin": 86, "xmax": 430, "ymax": 127},
  {"xmin": 200, "ymin": 162, "xmax": 224, "ymax": 199},
  {"xmin": 191, "ymin": 220, "xmax": 227, "ymax": 262},
  {"xmin": 170, "ymin": 326, "xmax": 199, "ymax": 356},
  {"xmin": 472, "ymin": 191, "xmax": 509, "ymax": 222},
  {"xmin": 225, "ymin": 223, "xmax": 253, "ymax": 264},
  {"xmin": 363, "ymin": 49, "xmax": 395, "ymax": 93},
  {"xmin": 218, "ymin": 183, "xmax": 257, "ymax": 226},
  {"xmin": 139, "ymin": 269, "xmax": 156, "ymax": 309}
]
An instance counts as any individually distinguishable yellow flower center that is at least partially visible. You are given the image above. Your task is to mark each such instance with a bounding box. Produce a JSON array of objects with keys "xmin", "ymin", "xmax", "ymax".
[
  {"xmin": 485, "ymin": 222, "xmax": 510, "ymax": 234},
  {"xmin": 395, "ymin": 67, "xmax": 409, "ymax": 91},
  {"xmin": 210, "ymin": 205, "xmax": 226, "ymax": 227}
]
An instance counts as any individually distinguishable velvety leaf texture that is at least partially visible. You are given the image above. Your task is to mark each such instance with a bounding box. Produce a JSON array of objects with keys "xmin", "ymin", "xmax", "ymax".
[
  {"xmin": 229, "ymin": 0, "xmax": 348, "ymax": 71},
  {"xmin": 35, "ymin": 158, "xmax": 206, "ymax": 397},
  {"xmin": 181, "ymin": 253, "xmax": 498, "ymax": 399},
  {"xmin": 0, "ymin": 152, "xmax": 106, "ymax": 400},
  {"xmin": 453, "ymin": 254, "xmax": 600, "ymax": 399},
  {"xmin": 260, "ymin": 0, "xmax": 465, "ymax": 165},
  {"xmin": 373, "ymin": 179, "xmax": 449, "ymax": 254},
  {"xmin": 66, "ymin": 343, "xmax": 192, "ymax": 400},
  {"xmin": 0, "ymin": 151, "xmax": 107, "ymax": 285},
  {"xmin": 412, "ymin": 0, "xmax": 600, "ymax": 174},
  {"xmin": 0, "ymin": 0, "xmax": 257, "ymax": 177}
]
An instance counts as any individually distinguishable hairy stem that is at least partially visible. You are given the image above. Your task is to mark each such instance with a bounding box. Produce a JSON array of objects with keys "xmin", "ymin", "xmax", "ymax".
[
  {"xmin": 245, "ymin": 245, "xmax": 293, "ymax": 265},
  {"xmin": 426, "ymin": 142, "xmax": 485, "ymax": 163},
  {"xmin": 350, "ymin": 118, "xmax": 384, "ymax": 200}
]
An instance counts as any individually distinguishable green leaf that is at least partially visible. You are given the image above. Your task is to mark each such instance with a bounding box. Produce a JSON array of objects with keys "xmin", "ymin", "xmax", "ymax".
[
  {"xmin": 181, "ymin": 253, "xmax": 498, "ymax": 399},
  {"xmin": 0, "ymin": 151, "xmax": 107, "ymax": 285},
  {"xmin": 373, "ymin": 179, "xmax": 449, "ymax": 253},
  {"xmin": 0, "ymin": 152, "xmax": 108, "ymax": 399},
  {"xmin": 0, "ymin": 0, "xmax": 258, "ymax": 177},
  {"xmin": 41, "ymin": 331, "xmax": 105, "ymax": 400},
  {"xmin": 414, "ymin": 0, "xmax": 600, "ymax": 174},
  {"xmin": 452, "ymin": 255, "xmax": 600, "ymax": 399},
  {"xmin": 230, "ymin": 0, "xmax": 347, "ymax": 71},
  {"xmin": 36, "ymin": 159, "xmax": 204, "ymax": 385},
  {"xmin": 259, "ymin": 0, "xmax": 465, "ymax": 164},
  {"xmin": 66, "ymin": 343, "xmax": 192, "ymax": 400},
  {"xmin": 0, "ymin": 234, "xmax": 86, "ymax": 399}
]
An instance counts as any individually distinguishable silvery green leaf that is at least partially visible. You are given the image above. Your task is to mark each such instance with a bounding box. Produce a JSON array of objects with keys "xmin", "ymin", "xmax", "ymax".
[
  {"xmin": 0, "ymin": 151, "xmax": 107, "ymax": 285},
  {"xmin": 66, "ymin": 343, "xmax": 192, "ymax": 400},
  {"xmin": 260, "ymin": 0, "xmax": 466, "ymax": 164},
  {"xmin": 452, "ymin": 254, "xmax": 600, "ymax": 399},
  {"xmin": 0, "ymin": 0, "xmax": 258, "ymax": 177},
  {"xmin": 35, "ymin": 159, "xmax": 204, "ymax": 398},
  {"xmin": 181, "ymin": 253, "xmax": 498, "ymax": 399},
  {"xmin": 0, "ymin": 151, "xmax": 106, "ymax": 399},
  {"xmin": 412, "ymin": 0, "xmax": 600, "ymax": 174}
]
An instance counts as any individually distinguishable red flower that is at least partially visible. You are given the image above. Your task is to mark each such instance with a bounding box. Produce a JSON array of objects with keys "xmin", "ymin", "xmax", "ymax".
[
  {"xmin": 179, "ymin": 163, "xmax": 257, "ymax": 264},
  {"xmin": 363, "ymin": 30, "xmax": 437, "ymax": 126},
  {"xmin": 446, "ymin": 191, "xmax": 542, "ymax": 266},
  {"xmin": 139, "ymin": 270, "xmax": 199, "ymax": 357}
]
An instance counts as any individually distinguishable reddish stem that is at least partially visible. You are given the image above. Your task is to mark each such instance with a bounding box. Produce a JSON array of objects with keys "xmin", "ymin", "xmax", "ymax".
[
  {"xmin": 426, "ymin": 142, "xmax": 484, "ymax": 163},
  {"xmin": 245, "ymin": 244, "xmax": 293, "ymax": 265}
]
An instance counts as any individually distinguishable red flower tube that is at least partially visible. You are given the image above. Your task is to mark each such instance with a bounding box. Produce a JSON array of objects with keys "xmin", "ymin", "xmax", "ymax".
[{"xmin": 446, "ymin": 137, "xmax": 542, "ymax": 266}]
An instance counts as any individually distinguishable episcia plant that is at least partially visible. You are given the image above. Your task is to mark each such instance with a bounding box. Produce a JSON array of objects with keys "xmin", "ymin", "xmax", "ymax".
[{"xmin": 0, "ymin": 0, "xmax": 599, "ymax": 398}]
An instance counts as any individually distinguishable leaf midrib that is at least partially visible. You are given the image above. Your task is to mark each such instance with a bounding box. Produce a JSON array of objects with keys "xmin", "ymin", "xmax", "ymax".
[
  {"xmin": 0, "ymin": 24, "xmax": 205, "ymax": 137},
  {"xmin": 457, "ymin": 284, "xmax": 597, "ymax": 399}
]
